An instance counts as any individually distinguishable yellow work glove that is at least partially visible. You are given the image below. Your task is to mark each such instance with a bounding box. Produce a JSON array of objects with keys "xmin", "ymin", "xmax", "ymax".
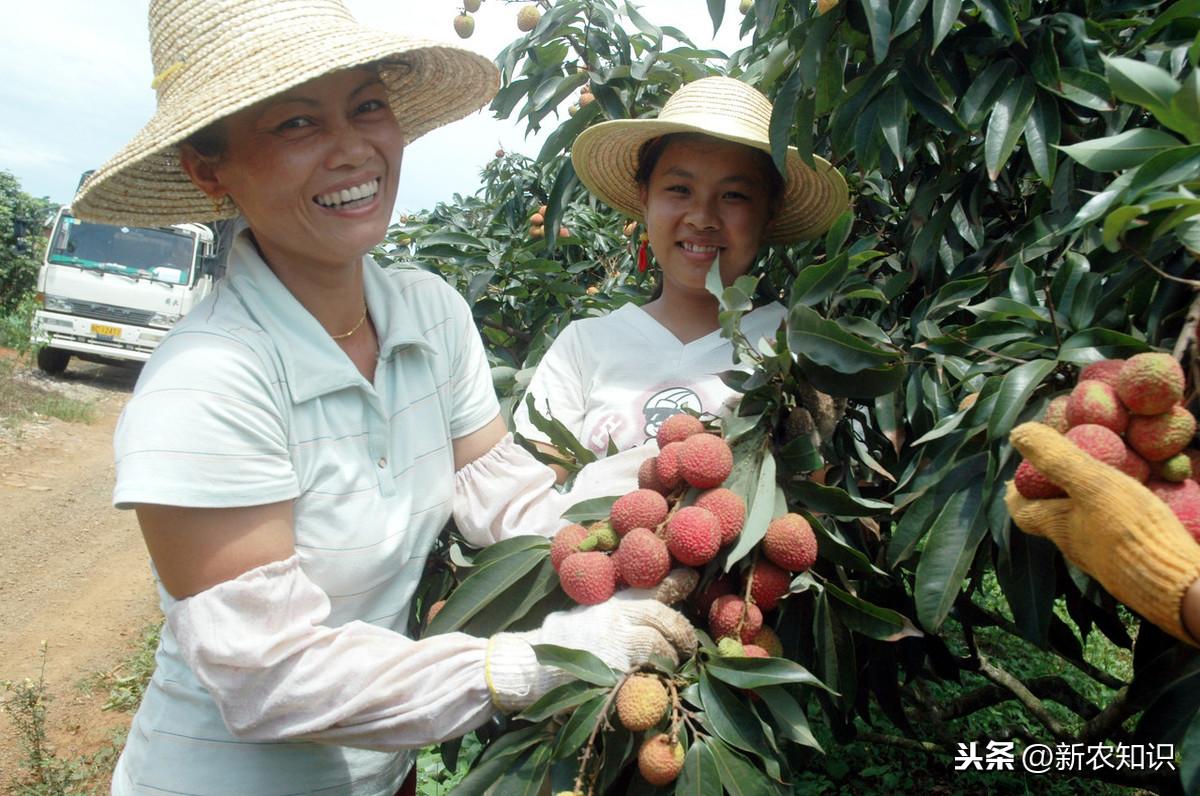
[{"xmin": 1005, "ymin": 422, "xmax": 1200, "ymax": 645}]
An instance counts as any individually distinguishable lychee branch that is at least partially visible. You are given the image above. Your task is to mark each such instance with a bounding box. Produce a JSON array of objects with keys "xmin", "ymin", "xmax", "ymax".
[{"xmin": 572, "ymin": 669, "xmax": 631, "ymax": 795}]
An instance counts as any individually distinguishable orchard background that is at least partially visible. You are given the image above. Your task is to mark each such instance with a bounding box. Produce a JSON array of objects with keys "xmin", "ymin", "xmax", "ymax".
[{"xmin": 388, "ymin": 0, "xmax": 1200, "ymax": 794}]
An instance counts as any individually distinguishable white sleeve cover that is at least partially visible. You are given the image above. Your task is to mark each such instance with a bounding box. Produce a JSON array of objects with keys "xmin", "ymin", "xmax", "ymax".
[
  {"xmin": 167, "ymin": 555, "xmax": 497, "ymax": 750},
  {"xmin": 452, "ymin": 433, "xmax": 657, "ymax": 546}
]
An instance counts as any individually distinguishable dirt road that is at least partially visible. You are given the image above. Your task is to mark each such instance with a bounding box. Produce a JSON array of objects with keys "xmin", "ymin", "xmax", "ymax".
[{"xmin": 0, "ymin": 360, "xmax": 159, "ymax": 782}]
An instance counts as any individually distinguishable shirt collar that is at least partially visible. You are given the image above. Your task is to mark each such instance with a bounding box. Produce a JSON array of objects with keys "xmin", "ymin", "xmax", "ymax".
[{"xmin": 225, "ymin": 226, "xmax": 435, "ymax": 403}]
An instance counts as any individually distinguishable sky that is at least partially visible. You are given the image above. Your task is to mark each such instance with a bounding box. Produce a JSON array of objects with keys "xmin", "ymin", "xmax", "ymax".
[{"xmin": 0, "ymin": 1, "xmax": 747, "ymax": 218}]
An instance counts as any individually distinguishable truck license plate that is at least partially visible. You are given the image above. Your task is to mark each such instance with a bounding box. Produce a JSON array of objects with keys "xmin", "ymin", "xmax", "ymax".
[{"xmin": 91, "ymin": 324, "xmax": 121, "ymax": 337}]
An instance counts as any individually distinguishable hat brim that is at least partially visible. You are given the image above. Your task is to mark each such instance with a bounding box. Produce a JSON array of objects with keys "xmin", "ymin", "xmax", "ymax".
[
  {"xmin": 571, "ymin": 118, "xmax": 849, "ymax": 243},
  {"xmin": 73, "ymin": 25, "xmax": 498, "ymax": 227}
]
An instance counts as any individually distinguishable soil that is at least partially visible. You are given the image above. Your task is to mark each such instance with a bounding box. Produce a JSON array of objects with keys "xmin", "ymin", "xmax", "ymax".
[{"xmin": 0, "ymin": 356, "xmax": 159, "ymax": 785}]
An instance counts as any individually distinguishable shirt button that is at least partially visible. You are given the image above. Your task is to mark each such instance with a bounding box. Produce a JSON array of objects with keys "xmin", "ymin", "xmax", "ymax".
[{"xmin": 377, "ymin": 457, "xmax": 387, "ymax": 469}]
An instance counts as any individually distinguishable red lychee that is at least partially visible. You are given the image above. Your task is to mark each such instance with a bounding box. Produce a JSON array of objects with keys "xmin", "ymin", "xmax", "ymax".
[
  {"xmin": 1014, "ymin": 459, "xmax": 1066, "ymax": 498},
  {"xmin": 615, "ymin": 528, "xmax": 671, "ymax": 589},
  {"xmin": 656, "ymin": 413, "xmax": 704, "ymax": 448},
  {"xmin": 762, "ymin": 513, "xmax": 818, "ymax": 573},
  {"xmin": 638, "ymin": 456, "xmax": 670, "ymax": 495},
  {"xmin": 1149, "ymin": 480, "xmax": 1200, "ymax": 541},
  {"xmin": 708, "ymin": 594, "xmax": 763, "ymax": 643},
  {"xmin": 666, "ymin": 506, "xmax": 721, "ymax": 566},
  {"xmin": 751, "ymin": 626, "xmax": 783, "ymax": 658},
  {"xmin": 1078, "ymin": 359, "xmax": 1126, "ymax": 389},
  {"xmin": 655, "ymin": 441, "xmax": 684, "ymax": 489},
  {"xmin": 743, "ymin": 644, "xmax": 770, "ymax": 658},
  {"xmin": 1064, "ymin": 423, "xmax": 1126, "ymax": 468},
  {"xmin": 1127, "ymin": 406, "xmax": 1197, "ymax": 462},
  {"xmin": 694, "ymin": 488, "xmax": 746, "ymax": 545},
  {"xmin": 558, "ymin": 551, "xmax": 616, "ymax": 605},
  {"xmin": 610, "ymin": 489, "xmax": 669, "ymax": 535},
  {"xmin": 747, "ymin": 559, "xmax": 792, "ymax": 611},
  {"xmin": 551, "ymin": 524, "xmax": 589, "ymax": 571},
  {"xmin": 1065, "ymin": 380, "xmax": 1128, "ymax": 434},
  {"xmin": 1117, "ymin": 353, "xmax": 1185, "ymax": 415},
  {"xmin": 1118, "ymin": 446, "xmax": 1151, "ymax": 483},
  {"xmin": 678, "ymin": 433, "xmax": 733, "ymax": 489},
  {"xmin": 1043, "ymin": 395, "xmax": 1070, "ymax": 433},
  {"xmin": 692, "ymin": 577, "xmax": 734, "ymax": 615}
]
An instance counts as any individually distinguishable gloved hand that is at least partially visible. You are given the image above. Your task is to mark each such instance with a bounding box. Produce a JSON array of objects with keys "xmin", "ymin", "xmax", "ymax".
[
  {"xmin": 485, "ymin": 575, "xmax": 698, "ymax": 712},
  {"xmin": 1006, "ymin": 422, "xmax": 1200, "ymax": 644}
]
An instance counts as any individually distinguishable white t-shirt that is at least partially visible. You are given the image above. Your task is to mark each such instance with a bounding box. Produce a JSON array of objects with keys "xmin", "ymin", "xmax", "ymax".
[
  {"xmin": 514, "ymin": 302, "xmax": 786, "ymax": 453},
  {"xmin": 111, "ymin": 228, "xmax": 499, "ymax": 796}
]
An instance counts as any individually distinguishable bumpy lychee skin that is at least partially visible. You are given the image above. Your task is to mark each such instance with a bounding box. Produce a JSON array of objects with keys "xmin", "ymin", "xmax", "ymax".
[
  {"xmin": 694, "ymin": 488, "xmax": 746, "ymax": 545},
  {"xmin": 1043, "ymin": 395, "xmax": 1070, "ymax": 433},
  {"xmin": 1014, "ymin": 459, "xmax": 1066, "ymax": 498},
  {"xmin": 551, "ymin": 524, "xmax": 589, "ymax": 571},
  {"xmin": 1118, "ymin": 446, "xmax": 1151, "ymax": 483},
  {"xmin": 638, "ymin": 734, "xmax": 684, "ymax": 786},
  {"xmin": 1128, "ymin": 406, "xmax": 1198, "ymax": 462},
  {"xmin": 1159, "ymin": 453, "xmax": 1193, "ymax": 483},
  {"xmin": 655, "ymin": 442, "xmax": 685, "ymax": 489},
  {"xmin": 666, "ymin": 506, "xmax": 721, "ymax": 566},
  {"xmin": 679, "ymin": 433, "xmax": 734, "ymax": 489},
  {"xmin": 1064, "ymin": 423, "xmax": 1126, "ymax": 468},
  {"xmin": 692, "ymin": 577, "xmax": 735, "ymax": 614},
  {"xmin": 1149, "ymin": 480, "xmax": 1200, "ymax": 541},
  {"xmin": 1117, "ymin": 353, "xmax": 1186, "ymax": 415},
  {"xmin": 610, "ymin": 489, "xmax": 669, "ymax": 535},
  {"xmin": 558, "ymin": 552, "xmax": 616, "ymax": 605},
  {"xmin": 748, "ymin": 559, "xmax": 792, "ymax": 611},
  {"xmin": 516, "ymin": 4, "xmax": 541, "ymax": 32},
  {"xmin": 656, "ymin": 413, "xmax": 705, "ymax": 448},
  {"xmin": 615, "ymin": 528, "xmax": 671, "ymax": 589},
  {"xmin": 752, "ymin": 626, "xmax": 783, "ymax": 658},
  {"xmin": 709, "ymin": 595, "xmax": 764, "ymax": 643},
  {"xmin": 743, "ymin": 644, "xmax": 770, "ymax": 658},
  {"xmin": 716, "ymin": 637, "xmax": 746, "ymax": 657},
  {"xmin": 638, "ymin": 456, "xmax": 670, "ymax": 495},
  {"xmin": 1078, "ymin": 359, "xmax": 1126, "ymax": 389},
  {"xmin": 762, "ymin": 513, "xmax": 818, "ymax": 572},
  {"xmin": 615, "ymin": 674, "xmax": 669, "ymax": 732},
  {"xmin": 1065, "ymin": 380, "xmax": 1128, "ymax": 434}
]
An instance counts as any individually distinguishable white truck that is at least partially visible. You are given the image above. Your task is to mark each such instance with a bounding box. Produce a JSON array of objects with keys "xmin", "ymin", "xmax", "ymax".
[{"xmin": 31, "ymin": 207, "xmax": 220, "ymax": 374}]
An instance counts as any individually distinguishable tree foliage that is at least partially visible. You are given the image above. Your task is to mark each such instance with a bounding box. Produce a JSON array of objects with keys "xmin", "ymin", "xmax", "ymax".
[
  {"xmin": 392, "ymin": 1, "xmax": 1200, "ymax": 792},
  {"xmin": 0, "ymin": 171, "xmax": 56, "ymax": 316}
]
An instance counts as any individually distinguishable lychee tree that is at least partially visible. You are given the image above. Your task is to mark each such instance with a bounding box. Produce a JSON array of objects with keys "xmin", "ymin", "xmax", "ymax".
[{"xmin": 388, "ymin": 1, "xmax": 1200, "ymax": 793}]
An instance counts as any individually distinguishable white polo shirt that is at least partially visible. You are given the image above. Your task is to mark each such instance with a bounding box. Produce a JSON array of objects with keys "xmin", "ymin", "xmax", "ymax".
[{"xmin": 111, "ymin": 227, "xmax": 499, "ymax": 795}]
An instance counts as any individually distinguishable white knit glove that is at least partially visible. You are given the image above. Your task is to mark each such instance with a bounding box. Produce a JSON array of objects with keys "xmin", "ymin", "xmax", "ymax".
[
  {"xmin": 453, "ymin": 433, "xmax": 656, "ymax": 545},
  {"xmin": 485, "ymin": 586, "xmax": 697, "ymax": 712}
]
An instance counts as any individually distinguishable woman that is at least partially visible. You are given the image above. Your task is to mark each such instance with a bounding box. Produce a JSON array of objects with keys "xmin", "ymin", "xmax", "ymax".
[
  {"xmin": 73, "ymin": 2, "xmax": 694, "ymax": 794},
  {"xmin": 514, "ymin": 76, "xmax": 849, "ymax": 465}
]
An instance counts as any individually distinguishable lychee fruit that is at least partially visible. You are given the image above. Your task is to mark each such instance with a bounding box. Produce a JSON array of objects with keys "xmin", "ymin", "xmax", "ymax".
[
  {"xmin": 666, "ymin": 506, "xmax": 721, "ymax": 566},
  {"xmin": 747, "ymin": 559, "xmax": 792, "ymax": 611},
  {"xmin": 464, "ymin": 0, "xmax": 481, "ymax": 11},
  {"xmin": 1118, "ymin": 446, "xmax": 1151, "ymax": 483},
  {"xmin": 578, "ymin": 523, "xmax": 618, "ymax": 552},
  {"xmin": 1149, "ymin": 480, "xmax": 1200, "ymax": 541},
  {"xmin": 558, "ymin": 551, "xmax": 616, "ymax": 605},
  {"xmin": 610, "ymin": 489, "xmax": 669, "ymax": 535},
  {"xmin": 638, "ymin": 734, "xmax": 684, "ymax": 786},
  {"xmin": 426, "ymin": 599, "xmax": 445, "ymax": 625},
  {"xmin": 678, "ymin": 433, "xmax": 733, "ymax": 489},
  {"xmin": 638, "ymin": 456, "xmax": 670, "ymax": 495},
  {"xmin": 516, "ymin": 4, "xmax": 541, "ymax": 31},
  {"xmin": 1158, "ymin": 453, "xmax": 1193, "ymax": 483},
  {"xmin": 655, "ymin": 442, "xmax": 685, "ymax": 489},
  {"xmin": 1042, "ymin": 395, "xmax": 1070, "ymax": 433},
  {"xmin": 1065, "ymin": 380, "xmax": 1128, "ymax": 434},
  {"xmin": 530, "ymin": 212, "xmax": 545, "ymax": 225},
  {"xmin": 743, "ymin": 644, "xmax": 769, "ymax": 658},
  {"xmin": 615, "ymin": 528, "xmax": 670, "ymax": 589},
  {"xmin": 1064, "ymin": 423, "xmax": 1126, "ymax": 468},
  {"xmin": 551, "ymin": 524, "xmax": 588, "ymax": 571},
  {"xmin": 1128, "ymin": 406, "xmax": 1197, "ymax": 462},
  {"xmin": 762, "ymin": 513, "xmax": 818, "ymax": 573},
  {"xmin": 1078, "ymin": 359, "xmax": 1125, "ymax": 388},
  {"xmin": 716, "ymin": 637, "xmax": 745, "ymax": 657},
  {"xmin": 530, "ymin": 225, "xmax": 545, "ymax": 240},
  {"xmin": 1014, "ymin": 459, "xmax": 1066, "ymax": 499},
  {"xmin": 615, "ymin": 674, "xmax": 669, "ymax": 732},
  {"xmin": 751, "ymin": 626, "xmax": 783, "ymax": 658},
  {"xmin": 657, "ymin": 413, "xmax": 704, "ymax": 447},
  {"xmin": 709, "ymin": 595, "xmax": 763, "ymax": 643},
  {"xmin": 1117, "ymin": 353, "xmax": 1186, "ymax": 415},
  {"xmin": 694, "ymin": 488, "xmax": 745, "ymax": 545},
  {"xmin": 538, "ymin": 204, "xmax": 548, "ymax": 216},
  {"xmin": 558, "ymin": 226, "xmax": 571, "ymax": 238},
  {"xmin": 692, "ymin": 577, "xmax": 734, "ymax": 615},
  {"xmin": 739, "ymin": 0, "xmax": 753, "ymax": 13},
  {"xmin": 452, "ymin": 13, "xmax": 474, "ymax": 38}
]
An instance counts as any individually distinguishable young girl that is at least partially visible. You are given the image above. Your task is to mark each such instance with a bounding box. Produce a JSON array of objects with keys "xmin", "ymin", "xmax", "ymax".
[{"xmin": 515, "ymin": 76, "xmax": 849, "ymax": 465}]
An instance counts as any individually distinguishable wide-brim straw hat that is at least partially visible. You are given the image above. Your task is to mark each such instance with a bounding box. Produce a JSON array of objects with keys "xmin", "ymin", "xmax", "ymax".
[
  {"xmin": 72, "ymin": 0, "xmax": 499, "ymax": 227},
  {"xmin": 571, "ymin": 76, "xmax": 849, "ymax": 243}
]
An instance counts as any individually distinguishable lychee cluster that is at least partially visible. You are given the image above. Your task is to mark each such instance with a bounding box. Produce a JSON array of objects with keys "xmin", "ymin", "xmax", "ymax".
[
  {"xmin": 528, "ymin": 204, "xmax": 571, "ymax": 241},
  {"xmin": 1020, "ymin": 353, "xmax": 1200, "ymax": 539}
]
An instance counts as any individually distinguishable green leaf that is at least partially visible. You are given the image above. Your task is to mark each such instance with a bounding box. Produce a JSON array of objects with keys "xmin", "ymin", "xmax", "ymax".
[
  {"xmin": 824, "ymin": 582, "xmax": 909, "ymax": 640},
  {"xmin": 1024, "ymin": 90, "xmax": 1060, "ymax": 187},
  {"xmin": 706, "ymin": 656, "xmax": 832, "ymax": 691},
  {"xmin": 561, "ymin": 494, "xmax": 618, "ymax": 522},
  {"xmin": 972, "ymin": 0, "xmax": 1020, "ymax": 42},
  {"xmin": 551, "ymin": 693, "xmax": 608, "ymax": 759},
  {"xmin": 878, "ymin": 84, "xmax": 908, "ymax": 169},
  {"xmin": 706, "ymin": 0, "xmax": 725, "ymax": 37},
  {"xmin": 426, "ymin": 546, "xmax": 545, "ymax": 634},
  {"xmin": 543, "ymin": 159, "xmax": 579, "ymax": 256},
  {"xmin": 1102, "ymin": 204, "xmax": 1150, "ymax": 252},
  {"xmin": 532, "ymin": 644, "xmax": 620, "ymax": 686},
  {"xmin": 864, "ymin": 0, "xmax": 893, "ymax": 63},
  {"xmin": 417, "ymin": 231, "xmax": 488, "ymax": 250},
  {"xmin": 959, "ymin": 60, "xmax": 1019, "ymax": 129},
  {"xmin": 1057, "ymin": 128, "xmax": 1185, "ymax": 172},
  {"xmin": 624, "ymin": 0, "xmax": 662, "ymax": 39},
  {"xmin": 787, "ymin": 305, "xmax": 901, "ymax": 373},
  {"xmin": 677, "ymin": 738, "xmax": 722, "ymax": 796},
  {"xmin": 724, "ymin": 452, "xmax": 777, "ymax": 569},
  {"xmin": 449, "ymin": 725, "xmax": 546, "ymax": 796},
  {"xmin": 1181, "ymin": 707, "xmax": 1200, "ymax": 795},
  {"xmin": 893, "ymin": 0, "xmax": 929, "ymax": 37},
  {"xmin": 755, "ymin": 686, "xmax": 824, "ymax": 750},
  {"xmin": 516, "ymin": 680, "xmax": 609, "ymax": 722},
  {"xmin": 913, "ymin": 480, "xmax": 987, "ymax": 631},
  {"xmin": 931, "ymin": 0, "xmax": 962, "ymax": 53},
  {"xmin": 789, "ymin": 252, "xmax": 850, "ymax": 307},
  {"xmin": 985, "ymin": 76, "xmax": 1036, "ymax": 181},
  {"xmin": 699, "ymin": 672, "xmax": 773, "ymax": 755},
  {"xmin": 788, "ymin": 480, "xmax": 892, "ymax": 516},
  {"xmin": 521, "ymin": 394, "xmax": 596, "ymax": 466},
  {"xmin": 461, "ymin": 557, "xmax": 562, "ymax": 637},
  {"xmin": 491, "ymin": 744, "xmax": 553, "ymax": 796},
  {"xmin": 987, "ymin": 359, "xmax": 1057, "ymax": 441},
  {"xmin": 1126, "ymin": 144, "xmax": 1200, "ymax": 201},
  {"xmin": 1053, "ymin": 68, "xmax": 1114, "ymax": 111},
  {"xmin": 1103, "ymin": 55, "xmax": 1181, "ymax": 114},
  {"xmin": 770, "ymin": 68, "xmax": 805, "ymax": 175},
  {"xmin": 823, "ymin": 211, "xmax": 854, "ymax": 257},
  {"xmin": 707, "ymin": 739, "xmax": 782, "ymax": 796}
]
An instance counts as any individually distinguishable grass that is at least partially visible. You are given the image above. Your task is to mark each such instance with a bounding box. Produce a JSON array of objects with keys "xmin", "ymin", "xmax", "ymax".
[{"xmin": 0, "ymin": 357, "xmax": 95, "ymax": 429}]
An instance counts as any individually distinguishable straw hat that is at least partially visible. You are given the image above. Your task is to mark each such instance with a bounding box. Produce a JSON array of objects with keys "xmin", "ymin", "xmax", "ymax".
[
  {"xmin": 72, "ymin": 0, "xmax": 499, "ymax": 227},
  {"xmin": 571, "ymin": 76, "xmax": 849, "ymax": 243}
]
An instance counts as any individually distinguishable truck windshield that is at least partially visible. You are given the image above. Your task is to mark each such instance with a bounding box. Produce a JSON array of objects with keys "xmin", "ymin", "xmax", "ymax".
[{"xmin": 47, "ymin": 214, "xmax": 196, "ymax": 285}]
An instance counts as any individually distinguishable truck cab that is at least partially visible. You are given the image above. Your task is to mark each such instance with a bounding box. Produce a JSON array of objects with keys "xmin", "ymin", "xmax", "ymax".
[{"xmin": 31, "ymin": 207, "xmax": 219, "ymax": 374}]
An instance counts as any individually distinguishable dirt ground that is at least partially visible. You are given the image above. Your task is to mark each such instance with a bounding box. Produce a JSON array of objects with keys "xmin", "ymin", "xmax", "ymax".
[{"xmin": 0, "ymin": 357, "xmax": 159, "ymax": 783}]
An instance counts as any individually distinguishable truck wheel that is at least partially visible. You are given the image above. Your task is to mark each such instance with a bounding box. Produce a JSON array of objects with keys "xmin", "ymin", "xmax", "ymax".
[{"xmin": 36, "ymin": 347, "xmax": 70, "ymax": 376}]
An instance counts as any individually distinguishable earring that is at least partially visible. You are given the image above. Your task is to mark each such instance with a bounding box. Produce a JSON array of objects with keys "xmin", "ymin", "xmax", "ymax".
[
  {"xmin": 210, "ymin": 195, "xmax": 225, "ymax": 217},
  {"xmin": 637, "ymin": 231, "xmax": 650, "ymax": 273}
]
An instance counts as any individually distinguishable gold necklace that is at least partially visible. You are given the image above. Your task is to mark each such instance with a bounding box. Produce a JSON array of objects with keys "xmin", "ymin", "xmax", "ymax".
[{"xmin": 329, "ymin": 304, "xmax": 368, "ymax": 341}]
